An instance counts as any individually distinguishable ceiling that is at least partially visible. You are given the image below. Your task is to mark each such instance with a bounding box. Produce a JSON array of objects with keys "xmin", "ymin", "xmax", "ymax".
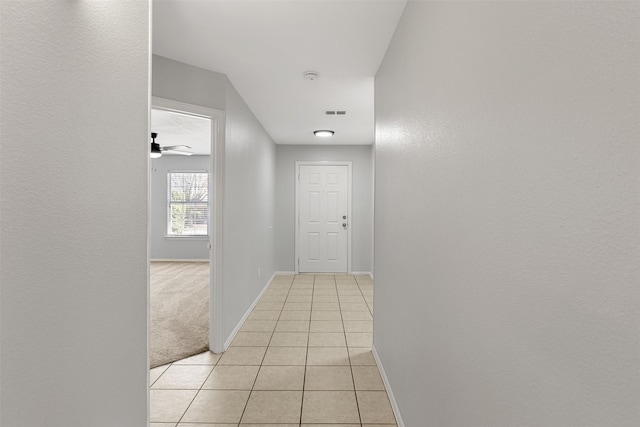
[
  {"xmin": 152, "ymin": 0, "xmax": 407, "ymax": 145},
  {"xmin": 152, "ymin": 108, "xmax": 211, "ymax": 155}
]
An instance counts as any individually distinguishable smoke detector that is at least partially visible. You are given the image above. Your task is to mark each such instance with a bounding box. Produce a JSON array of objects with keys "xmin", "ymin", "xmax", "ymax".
[{"xmin": 303, "ymin": 71, "xmax": 319, "ymax": 81}]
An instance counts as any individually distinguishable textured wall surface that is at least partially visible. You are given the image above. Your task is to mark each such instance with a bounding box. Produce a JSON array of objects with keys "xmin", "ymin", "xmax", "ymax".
[
  {"xmin": 374, "ymin": 2, "xmax": 640, "ymax": 426},
  {"xmin": 152, "ymin": 55, "xmax": 226, "ymax": 111},
  {"xmin": 275, "ymin": 145, "xmax": 374, "ymax": 272},
  {"xmin": 0, "ymin": 1, "xmax": 149, "ymax": 425},
  {"xmin": 152, "ymin": 55, "xmax": 277, "ymax": 343},
  {"xmin": 150, "ymin": 155, "xmax": 211, "ymax": 260},
  {"xmin": 222, "ymin": 82, "xmax": 277, "ymax": 339}
]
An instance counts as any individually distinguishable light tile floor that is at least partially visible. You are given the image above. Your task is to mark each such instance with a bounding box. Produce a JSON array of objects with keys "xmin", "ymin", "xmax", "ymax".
[{"xmin": 150, "ymin": 273, "xmax": 397, "ymax": 427}]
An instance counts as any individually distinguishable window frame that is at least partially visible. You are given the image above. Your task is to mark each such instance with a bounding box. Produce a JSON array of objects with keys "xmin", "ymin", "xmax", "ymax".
[{"xmin": 166, "ymin": 170, "xmax": 210, "ymax": 238}]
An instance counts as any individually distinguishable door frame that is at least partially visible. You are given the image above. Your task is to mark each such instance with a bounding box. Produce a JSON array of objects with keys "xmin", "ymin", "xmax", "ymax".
[
  {"xmin": 151, "ymin": 97, "xmax": 226, "ymax": 353},
  {"xmin": 295, "ymin": 161, "xmax": 352, "ymax": 274}
]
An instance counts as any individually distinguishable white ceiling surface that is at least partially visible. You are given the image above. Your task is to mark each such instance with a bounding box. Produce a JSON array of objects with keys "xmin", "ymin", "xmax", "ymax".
[
  {"xmin": 152, "ymin": 108, "xmax": 212, "ymax": 155},
  {"xmin": 153, "ymin": 0, "xmax": 407, "ymax": 145}
]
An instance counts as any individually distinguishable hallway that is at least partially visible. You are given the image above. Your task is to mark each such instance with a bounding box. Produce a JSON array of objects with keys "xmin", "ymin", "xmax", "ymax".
[{"xmin": 150, "ymin": 273, "xmax": 396, "ymax": 426}]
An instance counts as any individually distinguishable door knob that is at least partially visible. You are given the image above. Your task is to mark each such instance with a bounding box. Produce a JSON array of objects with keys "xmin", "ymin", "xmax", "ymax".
[{"xmin": 342, "ymin": 223, "xmax": 347, "ymax": 228}]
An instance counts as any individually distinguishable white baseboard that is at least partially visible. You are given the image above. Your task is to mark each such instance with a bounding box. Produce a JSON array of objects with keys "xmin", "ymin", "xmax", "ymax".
[
  {"xmin": 372, "ymin": 345, "xmax": 405, "ymax": 427},
  {"xmin": 223, "ymin": 271, "xmax": 278, "ymax": 350},
  {"xmin": 276, "ymin": 270, "xmax": 372, "ymax": 278},
  {"xmin": 150, "ymin": 259, "xmax": 208, "ymax": 262},
  {"xmin": 274, "ymin": 271, "xmax": 373, "ymax": 281},
  {"xmin": 351, "ymin": 271, "xmax": 374, "ymax": 279}
]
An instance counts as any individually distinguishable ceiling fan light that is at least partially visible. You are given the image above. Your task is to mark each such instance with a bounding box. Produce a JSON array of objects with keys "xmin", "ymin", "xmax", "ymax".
[
  {"xmin": 150, "ymin": 141, "xmax": 162, "ymax": 158},
  {"xmin": 314, "ymin": 130, "xmax": 334, "ymax": 137}
]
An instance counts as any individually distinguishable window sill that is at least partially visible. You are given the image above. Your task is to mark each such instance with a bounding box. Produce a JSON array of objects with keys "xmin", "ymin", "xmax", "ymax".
[{"xmin": 165, "ymin": 235, "xmax": 210, "ymax": 240}]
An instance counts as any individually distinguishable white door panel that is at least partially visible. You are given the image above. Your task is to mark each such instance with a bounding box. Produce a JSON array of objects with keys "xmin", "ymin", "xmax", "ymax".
[{"xmin": 298, "ymin": 164, "xmax": 349, "ymax": 273}]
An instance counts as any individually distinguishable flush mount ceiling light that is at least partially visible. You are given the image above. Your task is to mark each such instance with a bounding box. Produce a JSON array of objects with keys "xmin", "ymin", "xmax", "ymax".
[{"xmin": 314, "ymin": 130, "xmax": 335, "ymax": 137}]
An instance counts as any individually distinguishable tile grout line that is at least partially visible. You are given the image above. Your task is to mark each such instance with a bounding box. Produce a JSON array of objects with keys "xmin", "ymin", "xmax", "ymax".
[
  {"xmin": 354, "ymin": 274, "xmax": 397, "ymax": 426},
  {"xmin": 341, "ymin": 274, "xmax": 365, "ymax": 426},
  {"xmin": 299, "ymin": 273, "xmax": 315, "ymax": 426},
  {"xmin": 172, "ymin": 356, "xmax": 217, "ymax": 425},
  {"xmin": 355, "ymin": 274, "xmax": 374, "ymax": 318},
  {"xmin": 149, "ymin": 363, "xmax": 171, "ymax": 388},
  {"xmin": 238, "ymin": 273, "xmax": 295, "ymax": 425}
]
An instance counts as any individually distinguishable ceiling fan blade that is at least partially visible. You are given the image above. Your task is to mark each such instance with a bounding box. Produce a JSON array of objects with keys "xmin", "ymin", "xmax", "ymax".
[
  {"xmin": 161, "ymin": 145, "xmax": 191, "ymax": 150},
  {"xmin": 161, "ymin": 149, "xmax": 193, "ymax": 156}
]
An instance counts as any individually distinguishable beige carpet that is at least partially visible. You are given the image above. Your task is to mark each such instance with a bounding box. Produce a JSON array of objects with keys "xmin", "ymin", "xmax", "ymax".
[{"xmin": 150, "ymin": 261, "xmax": 209, "ymax": 368}]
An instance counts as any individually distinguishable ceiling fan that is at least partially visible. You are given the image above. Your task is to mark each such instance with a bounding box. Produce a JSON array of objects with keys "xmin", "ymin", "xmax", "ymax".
[{"xmin": 150, "ymin": 132, "xmax": 193, "ymax": 158}]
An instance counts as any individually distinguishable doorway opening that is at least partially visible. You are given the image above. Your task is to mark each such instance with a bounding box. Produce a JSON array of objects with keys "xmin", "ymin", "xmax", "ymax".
[{"xmin": 149, "ymin": 98, "xmax": 225, "ymax": 369}]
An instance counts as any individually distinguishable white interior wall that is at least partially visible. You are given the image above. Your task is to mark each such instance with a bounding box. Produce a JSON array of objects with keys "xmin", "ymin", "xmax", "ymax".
[
  {"xmin": 152, "ymin": 55, "xmax": 226, "ymax": 111},
  {"xmin": 150, "ymin": 155, "xmax": 211, "ymax": 260},
  {"xmin": 0, "ymin": 2, "xmax": 149, "ymax": 425},
  {"xmin": 374, "ymin": 2, "xmax": 640, "ymax": 426},
  {"xmin": 221, "ymin": 81, "xmax": 277, "ymax": 339},
  {"xmin": 152, "ymin": 55, "xmax": 277, "ymax": 343},
  {"xmin": 275, "ymin": 145, "xmax": 373, "ymax": 273}
]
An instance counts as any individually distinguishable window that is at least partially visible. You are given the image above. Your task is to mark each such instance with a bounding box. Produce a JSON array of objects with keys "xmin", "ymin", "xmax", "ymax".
[{"xmin": 167, "ymin": 171, "xmax": 209, "ymax": 236}]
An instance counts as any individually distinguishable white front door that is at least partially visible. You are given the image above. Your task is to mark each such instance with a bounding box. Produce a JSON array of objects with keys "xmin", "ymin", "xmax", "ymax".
[{"xmin": 297, "ymin": 164, "xmax": 350, "ymax": 273}]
